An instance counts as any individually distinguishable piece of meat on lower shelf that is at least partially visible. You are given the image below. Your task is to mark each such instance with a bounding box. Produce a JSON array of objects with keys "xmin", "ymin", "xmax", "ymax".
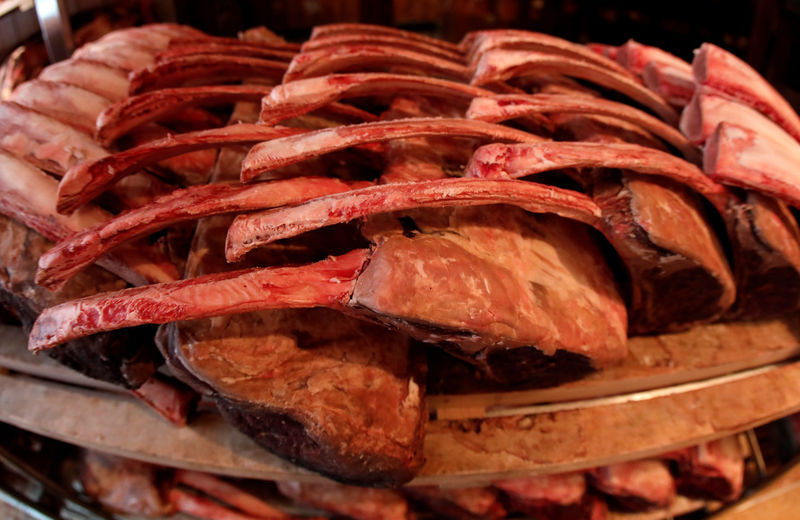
[
  {"xmin": 404, "ymin": 485, "xmax": 506, "ymax": 519},
  {"xmin": 672, "ymin": 437, "xmax": 745, "ymax": 502},
  {"xmin": 493, "ymin": 472, "xmax": 607, "ymax": 520},
  {"xmin": 277, "ymin": 480, "xmax": 412, "ymax": 520},
  {"xmin": 588, "ymin": 459, "xmax": 676, "ymax": 511}
]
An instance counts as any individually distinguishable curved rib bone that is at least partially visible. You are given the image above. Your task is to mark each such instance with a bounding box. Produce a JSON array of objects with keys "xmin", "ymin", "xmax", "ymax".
[
  {"xmin": 241, "ymin": 118, "xmax": 544, "ymax": 182},
  {"xmin": 310, "ymin": 23, "xmax": 462, "ymax": 53},
  {"xmin": 260, "ymin": 73, "xmax": 493, "ymax": 125},
  {"xmin": 463, "ymin": 141, "xmax": 729, "ymax": 212},
  {"xmin": 464, "ymin": 30, "xmax": 631, "ymax": 77},
  {"xmin": 0, "ymin": 151, "xmax": 178, "ymax": 286},
  {"xmin": 38, "ymin": 59, "xmax": 129, "ymax": 101},
  {"xmin": 37, "ymin": 177, "xmax": 368, "ymax": 291},
  {"xmin": 9, "ymin": 80, "xmax": 113, "ymax": 135},
  {"xmin": 467, "ymin": 94, "xmax": 698, "ymax": 159},
  {"xmin": 72, "ymin": 39, "xmax": 156, "ymax": 71},
  {"xmin": 694, "ymin": 42, "xmax": 800, "ymax": 143},
  {"xmin": 225, "ymin": 178, "xmax": 602, "ymax": 261},
  {"xmin": 471, "ymin": 49, "xmax": 679, "ymax": 124},
  {"xmin": 57, "ymin": 124, "xmax": 306, "ymax": 214},
  {"xmin": 155, "ymin": 42, "xmax": 296, "ymax": 62},
  {"xmin": 283, "ymin": 46, "xmax": 470, "ymax": 83},
  {"xmin": 705, "ymin": 122, "xmax": 800, "ymax": 207},
  {"xmin": 129, "ymin": 55, "xmax": 288, "ymax": 95},
  {"xmin": 302, "ymin": 34, "xmax": 465, "ymax": 63},
  {"xmin": 29, "ymin": 249, "xmax": 370, "ymax": 352}
]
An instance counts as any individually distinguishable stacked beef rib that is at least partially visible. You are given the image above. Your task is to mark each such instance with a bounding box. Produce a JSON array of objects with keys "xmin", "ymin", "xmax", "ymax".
[{"xmin": 2, "ymin": 21, "xmax": 799, "ymax": 486}]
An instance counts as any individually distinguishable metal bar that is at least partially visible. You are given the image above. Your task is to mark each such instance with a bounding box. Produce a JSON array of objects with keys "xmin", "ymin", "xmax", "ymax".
[{"xmin": 34, "ymin": 0, "xmax": 73, "ymax": 63}]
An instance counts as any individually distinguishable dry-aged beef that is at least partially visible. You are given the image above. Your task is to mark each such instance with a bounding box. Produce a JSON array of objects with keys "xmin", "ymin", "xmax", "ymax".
[
  {"xmin": 494, "ymin": 473, "xmax": 607, "ymax": 520},
  {"xmin": 0, "ymin": 214, "xmax": 158, "ymax": 387},
  {"xmin": 672, "ymin": 437, "xmax": 745, "ymax": 502},
  {"xmin": 404, "ymin": 486, "xmax": 506, "ymax": 520},
  {"xmin": 588, "ymin": 460, "xmax": 675, "ymax": 511},
  {"xmin": 277, "ymin": 480, "xmax": 411, "ymax": 520}
]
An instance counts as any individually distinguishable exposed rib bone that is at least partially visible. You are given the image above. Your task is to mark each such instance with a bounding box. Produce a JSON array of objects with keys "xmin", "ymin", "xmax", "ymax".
[
  {"xmin": 168, "ymin": 488, "xmax": 287, "ymax": 520},
  {"xmin": 174, "ymin": 470, "xmax": 291, "ymax": 519},
  {"xmin": 616, "ymin": 39, "xmax": 692, "ymax": 76},
  {"xmin": 464, "ymin": 30, "xmax": 631, "ymax": 76},
  {"xmin": 37, "ymin": 177, "xmax": 367, "ymax": 291},
  {"xmin": 705, "ymin": 122, "xmax": 800, "ymax": 207},
  {"xmin": 0, "ymin": 101, "xmax": 106, "ymax": 175},
  {"xmin": 260, "ymin": 73, "xmax": 493, "ymax": 125},
  {"xmin": 72, "ymin": 39, "xmax": 156, "ymax": 71},
  {"xmin": 463, "ymin": 141, "xmax": 728, "ymax": 212},
  {"xmin": 29, "ymin": 249, "xmax": 370, "ymax": 352},
  {"xmin": 9, "ymin": 80, "xmax": 112, "ymax": 134},
  {"xmin": 310, "ymin": 23, "xmax": 462, "ymax": 53},
  {"xmin": 694, "ymin": 42, "xmax": 800, "ymax": 143},
  {"xmin": 241, "ymin": 118, "xmax": 544, "ymax": 182},
  {"xmin": 642, "ymin": 61, "xmax": 694, "ymax": 108},
  {"xmin": 283, "ymin": 46, "xmax": 470, "ymax": 83},
  {"xmin": 156, "ymin": 42, "xmax": 296, "ymax": 62},
  {"xmin": 471, "ymin": 49, "xmax": 680, "ymax": 124},
  {"xmin": 467, "ymin": 94, "xmax": 698, "ymax": 159},
  {"xmin": 0, "ymin": 150, "xmax": 178, "ymax": 286},
  {"xmin": 129, "ymin": 55, "xmax": 288, "ymax": 95},
  {"xmin": 302, "ymin": 34, "xmax": 464, "ymax": 63},
  {"xmin": 57, "ymin": 124, "xmax": 306, "ymax": 214},
  {"xmin": 225, "ymin": 179, "xmax": 602, "ymax": 261},
  {"xmin": 38, "ymin": 59, "xmax": 129, "ymax": 101}
]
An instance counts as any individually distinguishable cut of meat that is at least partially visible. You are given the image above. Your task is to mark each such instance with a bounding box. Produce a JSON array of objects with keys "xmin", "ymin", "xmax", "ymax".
[
  {"xmin": 225, "ymin": 178, "xmax": 602, "ymax": 261},
  {"xmin": 588, "ymin": 460, "xmax": 676, "ymax": 511},
  {"xmin": 260, "ymin": 73, "xmax": 492, "ymax": 125},
  {"xmin": 71, "ymin": 39, "xmax": 156, "ymax": 71},
  {"xmin": 674, "ymin": 437, "xmax": 744, "ymax": 502},
  {"xmin": 404, "ymin": 486, "xmax": 506, "ymax": 520},
  {"xmin": 277, "ymin": 480, "xmax": 411, "ymax": 520},
  {"xmin": 130, "ymin": 373, "xmax": 198, "ymax": 427},
  {"xmin": 494, "ymin": 473, "xmax": 605, "ymax": 520},
  {"xmin": 726, "ymin": 191, "xmax": 800, "ymax": 318},
  {"xmin": 464, "ymin": 141, "xmax": 729, "ymax": 212},
  {"xmin": 311, "ymin": 23, "xmax": 462, "ymax": 53},
  {"xmin": 470, "ymin": 49, "xmax": 680, "ymax": 124},
  {"xmin": 240, "ymin": 118, "xmax": 543, "ymax": 182},
  {"xmin": 0, "ymin": 150, "xmax": 178, "ymax": 287},
  {"xmin": 466, "ymin": 94, "xmax": 698, "ymax": 159},
  {"xmin": 38, "ymin": 59, "xmax": 129, "ymax": 100},
  {"xmin": 464, "ymin": 29, "xmax": 631, "ymax": 77},
  {"xmin": 615, "ymin": 39, "xmax": 692, "ymax": 78},
  {"xmin": 302, "ymin": 34, "xmax": 465, "ymax": 63},
  {"xmin": 9, "ymin": 80, "xmax": 113, "ymax": 135},
  {"xmin": 156, "ymin": 42, "xmax": 296, "ymax": 62},
  {"xmin": 128, "ymin": 55, "xmax": 288, "ymax": 95},
  {"xmin": 283, "ymin": 45, "xmax": 471, "ymax": 83},
  {"xmin": 642, "ymin": 61, "xmax": 694, "ymax": 108},
  {"xmin": 29, "ymin": 249, "xmax": 369, "ymax": 352},
  {"xmin": 36, "ymin": 177, "xmax": 368, "ymax": 291},
  {"xmin": 0, "ymin": 101, "xmax": 106, "ymax": 175},
  {"xmin": 56, "ymin": 124, "xmax": 306, "ymax": 214},
  {"xmin": 173, "ymin": 470, "xmax": 291, "ymax": 519},
  {"xmin": 694, "ymin": 42, "xmax": 800, "ymax": 143},
  {"xmin": 704, "ymin": 122, "xmax": 800, "ymax": 207},
  {"xmin": 0, "ymin": 213, "xmax": 160, "ymax": 388}
]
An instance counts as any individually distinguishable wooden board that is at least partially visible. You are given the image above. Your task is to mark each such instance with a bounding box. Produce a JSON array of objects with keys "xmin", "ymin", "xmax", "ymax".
[
  {"xmin": 3, "ymin": 316, "xmax": 800, "ymax": 419},
  {"xmin": 3, "ymin": 359, "xmax": 800, "ymax": 486}
]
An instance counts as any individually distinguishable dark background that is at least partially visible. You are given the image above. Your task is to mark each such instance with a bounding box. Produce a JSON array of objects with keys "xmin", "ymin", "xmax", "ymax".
[{"xmin": 171, "ymin": 0, "xmax": 800, "ymax": 109}]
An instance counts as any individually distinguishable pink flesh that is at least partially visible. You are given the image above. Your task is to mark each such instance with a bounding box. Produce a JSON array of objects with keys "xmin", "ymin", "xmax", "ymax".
[
  {"xmin": 174, "ymin": 471, "xmax": 290, "ymax": 519},
  {"xmin": 130, "ymin": 375, "xmax": 197, "ymax": 427},
  {"xmin": 261, "ymin": 73, "xmax": 492, "ymax": 125},
  {"xmin": 465, "ymin": 30, "xmax": 631, "ymax": 77},
  {"xmin": 128, "ymin": 55, "xmax": 288, "ymax": 95},
  {"xmin": 494, "ymin": 473, "xmax": 586, "ymax": 505},
  {"xmin": 642, "ymin": 61, "xmax": 694, "ymax": 107},
  {"xmin": 72, "ymin": 39, "xmax": 156, "ymax": 71},
  {"xmin": 691, "ymin": 438, "xmax": 744, "ymax": 501},
  {"xmin": 38, "ymin": 59, "xmax": 130, "ymax": 101},
  {"xmin": 37, "ymin": 177, "xmax": 367, "ymax": 291},
  {"xmin": 680, "ymin": 87, "xmax": 798, "ymax": 149},
  {"xmin": 311, "ymin": 23, "xmax": 462, "ymax": 53},
  {"xmin": 471, "ymin": 49, "xmax": 680, "ymax": 124},
  {"xmin": 9, "ymin": 80, "xmax": 113, "ymax": 135},
  {"xmin": 302, "ymin": 34, "xmax": 465, "ymax": 63},
  {"xmin": 0, "ymin": 150, "xmax": 178, "ymax": 286},
  {"xmin": 56, "ymin": 124, "xmax": 306, "ymax": 214},
  {"xmin": 169, "ymin": 488, "xmax": 285, "ymax": 520},
  {"xmin": 694, "ymin": 42, "xmax": 800, "ymax": 143},
  {"xmin": 29, "ymin": 249, "xmax": 369, "ymax": 352},
  {"xmin": 225, "ymin": 178, "xmax": 602, "ymax": 261},
  {"xmin": 464, "ymin": 141, "xmax": 729, "ymax": 212},
  {"xmin": 241, "ymin": 117, "xmax": 543, "ymax": 182},
  {"xmin": 96, "ymin": 85, "xmax": 272, "ymax": 145},
  {"xmin": 168, "ymin": 34, "xmax": 301, "ymax": 52},
  {"xmin": 704, "ymin": 122, "xmax": 800, "ymax": 207},
  {"xmin": 616, "ymin": 39, "xmax": 692, "ymax": 76},
  {"xmin": 587, "ymin": 42, "xmax": 619, "ymax": 61},
  {"xmin": 0, "ymin": 101, "xmax": 107, "ymax": 175},
  {"xmin": 156, "ymin": 42, "xmax": 295, "ymax": 62},
  {"xmin": 283, "ymin": 45, "xmax": 471, "ymax": 83},
  {"xmin": 467, "ymin": 94, "xmax": 698, "ymax": 159},
  {"xmin": 590, "ymin": 460, "xmax": 676, "ymax": 507}
]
